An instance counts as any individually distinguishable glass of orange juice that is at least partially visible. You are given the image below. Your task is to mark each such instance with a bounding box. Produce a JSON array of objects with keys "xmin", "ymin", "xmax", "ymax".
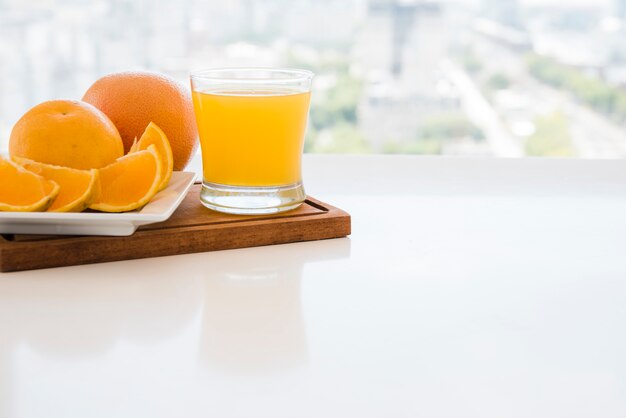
[{"xmin": 190, "ymin": 68, "xmax": 313, "ymax": 215}]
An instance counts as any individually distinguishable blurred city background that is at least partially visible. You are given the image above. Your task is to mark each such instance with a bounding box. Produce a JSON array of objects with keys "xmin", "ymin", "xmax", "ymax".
[{"xmin": 1, "ymin": 0, "xmax": 626, "ymax": 157}]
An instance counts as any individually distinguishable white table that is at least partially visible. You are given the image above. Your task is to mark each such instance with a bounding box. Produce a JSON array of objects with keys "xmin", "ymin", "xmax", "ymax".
[{"xmin": 2, "ymin": 155, "xmax": 626, "ymax": 418}]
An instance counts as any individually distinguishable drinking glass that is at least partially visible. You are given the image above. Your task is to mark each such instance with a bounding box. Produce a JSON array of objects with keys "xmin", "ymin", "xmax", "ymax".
[{"xmin": 190, "ymin": 68, "xmax": 313, "ymax": 214}]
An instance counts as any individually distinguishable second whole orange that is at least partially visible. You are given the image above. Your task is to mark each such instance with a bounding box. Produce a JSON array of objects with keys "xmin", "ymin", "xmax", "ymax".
[{"xmin": 82, "ymin": 71, "xmax": 198, "ymax": 171}]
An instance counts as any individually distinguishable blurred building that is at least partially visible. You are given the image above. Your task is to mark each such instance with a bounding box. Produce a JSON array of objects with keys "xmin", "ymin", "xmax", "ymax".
[
  {"xmin": 617, "ymin": 0, "xmax": 626, "ymax": 19},
  {"xmin": 481, "ymin": 0, "xmax": 524, "ymax": 30},
  {"xmin": 356, "ymin": 0, "xmax": 461, "ymax": 150}
]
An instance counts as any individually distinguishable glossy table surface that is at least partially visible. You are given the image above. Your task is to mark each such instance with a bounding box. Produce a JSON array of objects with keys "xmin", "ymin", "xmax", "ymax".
[{"xmin": 2, "ymin": 155, "xmax": 626, "ymax": 418}]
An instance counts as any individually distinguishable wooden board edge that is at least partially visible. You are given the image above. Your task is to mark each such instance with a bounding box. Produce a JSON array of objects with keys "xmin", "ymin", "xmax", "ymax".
[{"xmin": 0, "ymin": 211, "xmax": 351, "ymax": 273}]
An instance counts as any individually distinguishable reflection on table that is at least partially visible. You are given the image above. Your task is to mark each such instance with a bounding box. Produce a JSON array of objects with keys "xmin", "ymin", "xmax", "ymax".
[{"xmin": 0, "ymin": 237, "xmax": 351, "ymax": 416}]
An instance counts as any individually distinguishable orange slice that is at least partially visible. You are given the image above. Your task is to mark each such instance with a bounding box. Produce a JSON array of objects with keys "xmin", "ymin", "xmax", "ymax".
[
  {"xmin": 13, "ymin": 157, "xmax": 100, "ymax": 212},
  {"xmin": 130, "ymin": 122, "xmax": 173, "ymax": 191},
  {"xmin": 0, "ymin": 157, "xmax": 60, "ymax": 212},
  {"xmin": 89, "ymin": 145, "xmax": 162, "ymax": 212}
]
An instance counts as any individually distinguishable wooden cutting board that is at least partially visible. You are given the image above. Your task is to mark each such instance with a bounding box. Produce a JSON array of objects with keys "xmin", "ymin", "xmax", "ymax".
[{"xmin": 0, "ymin": 185, "xmax": 351, "ymax": 272}]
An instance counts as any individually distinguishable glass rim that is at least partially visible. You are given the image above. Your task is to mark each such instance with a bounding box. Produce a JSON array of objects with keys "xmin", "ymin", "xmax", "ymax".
[{"xmin": 190, "ymin": 67, "xmax": 314, "ymax": 83}]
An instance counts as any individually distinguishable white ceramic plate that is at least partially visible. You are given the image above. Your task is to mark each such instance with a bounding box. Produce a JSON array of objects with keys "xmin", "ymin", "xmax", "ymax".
[{"xmin": 0, "ymin": 171, "xmax": 196, "ymax": 236}]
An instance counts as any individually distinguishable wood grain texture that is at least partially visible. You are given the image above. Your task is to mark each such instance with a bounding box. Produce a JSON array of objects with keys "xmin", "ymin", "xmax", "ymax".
[{"xmin": 0, "ymin": 185, "xmax": 351, "ymax": 272}]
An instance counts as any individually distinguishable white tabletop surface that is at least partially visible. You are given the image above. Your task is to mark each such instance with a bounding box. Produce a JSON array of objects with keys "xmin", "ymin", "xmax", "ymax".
[{"xmin": 2, "ymin": 155, "xmax": 626, "ymax": 418}]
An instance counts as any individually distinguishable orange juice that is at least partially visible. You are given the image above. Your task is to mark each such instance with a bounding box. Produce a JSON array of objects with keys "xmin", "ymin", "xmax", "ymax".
[{"xmin": 192, "ymin": 88, "xmax": 311, "ymax": 187}]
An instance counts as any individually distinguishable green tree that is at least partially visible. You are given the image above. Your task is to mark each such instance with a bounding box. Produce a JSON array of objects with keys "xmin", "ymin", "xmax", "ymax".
[
  {"xmin": 310, "ymin": 73, "xmax": 363, "ymax": 131},
  {"xmin": 383, "ymin": 138, "xmax": 443, "ymax": 155},
  {"xmin": 486, "ymin": 73, "xmax": 511, "ymax": 90},
  {"xmin": 615, "ymin": 93, "xmax": 626, "ymax": 123},
  {"xmin": 525, "ymin": 111, "xmax": 575, "ymax": 157},
  {"xmin": 461, "ymin": 48, "xmax": 482, "ymax": 74},
  {"xmin": 418, "ymin": 112, "xmax": 484, "ymax": 140},
  {"xmin": 527, "ymin": 53, "xmax": 626, "ymax": 122},
  {"xmin": 308, "ymin": 123, "xmax": 371, "ymax": 153},
  {"xmin": 303, "ymin": 126, "xmax": 318, "ymax": 153}
]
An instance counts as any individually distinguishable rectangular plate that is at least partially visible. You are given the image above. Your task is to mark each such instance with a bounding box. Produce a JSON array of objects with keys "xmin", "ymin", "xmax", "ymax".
[
  {"xmin": 0, "ymin": 171, "xmax": 196, "ymax": 236},
  {"xmin": 0, "ymin": 189, "xmax": 351, "ymax": 272}
]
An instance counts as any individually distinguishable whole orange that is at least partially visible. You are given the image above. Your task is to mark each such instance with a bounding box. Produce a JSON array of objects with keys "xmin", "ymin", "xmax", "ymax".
[
  {"xmin": 9, "ymin": 100, "xmax": 124, "ymax": 170},
  {"xmin": 82, "ymin": 71, "xmax": 198, "ymax": 171}
]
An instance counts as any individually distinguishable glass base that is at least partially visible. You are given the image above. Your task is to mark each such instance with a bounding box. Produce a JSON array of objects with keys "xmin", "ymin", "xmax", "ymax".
[{"xmin": 200, "ymin": 181, "xmax": 306, "ymax": 215}]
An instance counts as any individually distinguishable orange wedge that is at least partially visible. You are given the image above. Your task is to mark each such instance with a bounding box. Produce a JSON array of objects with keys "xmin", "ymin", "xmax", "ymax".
[
  {"xmin": 0, "ymin": 156, "xmax": 60, "ymax": 212},
  {"xmin": 89, "ymin": 145, "xmax": 162, "ymax": 212},
  {"xmin": 13, "ymin": 157, "xmax": 100, "ymax": 212},
  {"xmin": 130, "ymin": 122, "xmax": 173, "ymax": 191}
]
